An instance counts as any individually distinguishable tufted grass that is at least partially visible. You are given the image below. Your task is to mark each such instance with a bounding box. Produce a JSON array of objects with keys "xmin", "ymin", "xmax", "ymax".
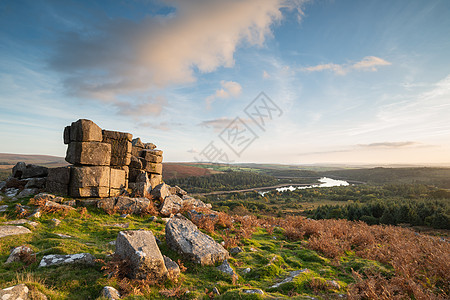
[{"xmin": 1, "ymin": 194, "xmax": 443, "ymax": 299}]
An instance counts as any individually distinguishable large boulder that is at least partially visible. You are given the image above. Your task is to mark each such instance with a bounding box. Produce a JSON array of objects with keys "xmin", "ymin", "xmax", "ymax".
[
  {"xmin": 25, "ymin": 177, "xmax": 46, "ymax": 189},
  {"xmin": 151, "ymin": 183, "xmax": 171, "ymax": 202},
  {"xmin": 102, "ymin": 130, "xmax": 132, "ymax": 166},
  {"xmin": 12, "ymin": 162, "xmax": 26, "ymax": 178},
  {"xmin": 140, "ymin": 150, "xmax": 163, "ymax": 163},
  {"xmin": 0, "ymin": 284, "xmax": 29, "ymax": 299},
  {"xmin": 65, "ymin": 142, "xmax": 111, "ymax": 166},
  {"xmin": 128, "ymin": 172, "xmax": 151, "ymax": 198},
  {"xmin": 141, "ymin": 161, "xmax": 162, "ymax": 175},
  {"xmin": 160, "ymin": 195, "xmax": 183, "ymax": 217},
  {"xmin": 12, "ymin": 162, "xmax": 48, "ymax": 179},
  {"xmin": 97, "ymin": 196, "xmax": 152, "ymax": 214},
  {"xmin": 0, "ymin": 226, "xmax": 32, "ymax": 238},
  {"xmin": 68, "ymin": 119, "xmax": 103, "ymax": 142},
  {"xmin": 17, "ymin": 188, "xmax": 39, "ymax": 198},
  {"xmin": 165, "ymin": 215, "xmax": 229, "ymax": 265},
  {"xmin": 46, "ymin": 166, "xmax": 71, "ymax": 196},
  {"xmin": 69, "ymin": 166, "xmax": 110, "ymax": 198},
  {"xmin": 115, "ymin": 230, "xmax": 167, "ymax": 279},
  {"xmin": 110, "ymin": 168, "xmax": 126, "ymax": 197},
  {"xmin": 149, "ymin": 174, "xmax": 163, "ymax": 189},
  {"xmin": 38, "ymin": 253, "xmax": 95, "ymax": 267}
]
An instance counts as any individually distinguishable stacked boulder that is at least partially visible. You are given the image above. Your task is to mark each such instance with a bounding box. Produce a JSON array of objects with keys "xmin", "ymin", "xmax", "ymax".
[{"xmin": 45, "ymin": 119, "xmax": 163, "ymax": 198}]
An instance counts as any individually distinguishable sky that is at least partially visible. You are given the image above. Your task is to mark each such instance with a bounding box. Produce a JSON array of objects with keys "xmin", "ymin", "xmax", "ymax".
[{"xmin": 1, "ymin": 0, "xmax": 450, "ymax": 165}]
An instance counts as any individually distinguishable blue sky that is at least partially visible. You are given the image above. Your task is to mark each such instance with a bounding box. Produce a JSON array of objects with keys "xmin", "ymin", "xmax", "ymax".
[{"xmin": 1, "ymin": 0, "xmax": 449, "ymax": 165}]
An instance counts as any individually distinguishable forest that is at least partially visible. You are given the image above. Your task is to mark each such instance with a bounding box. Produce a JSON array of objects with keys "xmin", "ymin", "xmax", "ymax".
[
  {"xmin": 165, "ymin": 170, "xmax": 278, "ymax": 193},
  {"xmin": 201, "ymin": 184, "xmax": 450, "ymax": 230}
]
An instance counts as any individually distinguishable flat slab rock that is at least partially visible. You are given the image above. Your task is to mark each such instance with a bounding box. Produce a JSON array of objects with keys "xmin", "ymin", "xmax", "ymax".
[
  {"xmin": 39, "ymin": 253, "xmax": 95, "ymax": 267},
  {"xmin": 0, "ymin": 284, "xmax": 29, "ymax": 299},
  {"xmin": 0, "ymin": 225, "xmax": 32, "ymax": 238},
  {"xmin": 3, "ymin": 219, "xmax": 39, "ymax": 228},
  {"xmin": 98, "ymin": 196, "xmax": 152, "ymax": 214},
  {"xmin": 165, "ymin": 215, "xmax": 229, "ymax": 265}
]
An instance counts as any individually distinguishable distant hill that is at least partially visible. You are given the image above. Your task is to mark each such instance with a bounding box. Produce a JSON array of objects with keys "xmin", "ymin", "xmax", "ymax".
[
  {"xmin": 162, "ymin": 163, "xmax": 221, "ymax": 180},
  {"xmin": 0, "ymin": 153, "xmax": 68, "ymax": 167},
  {"xmin": 322, "ymin": 167, "xmax": 450, "ymax": 188}
]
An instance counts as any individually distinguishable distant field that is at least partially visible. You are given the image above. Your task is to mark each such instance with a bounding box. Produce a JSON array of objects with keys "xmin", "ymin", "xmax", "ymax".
[{"xmin": 162, "ymin": 163, "xmax": 221, "ymax": 180}]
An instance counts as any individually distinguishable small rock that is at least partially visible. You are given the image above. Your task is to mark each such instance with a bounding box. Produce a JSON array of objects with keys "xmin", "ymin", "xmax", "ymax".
[
  {"xmin": 101, "ymin": 286, "xmax": 121, "ymax": 299},
  {"xmin": 270, "ymin": 269, "xmax": 310, "ymax": 289},
  {"xmin": 5, "ymin": 245, "xmax": 34, "ymax": 264},
  {"xmin": 0, "ymin": 225, "xmax": 32, "ymax": 238},
  {"xmin": 109, "ymin": 240, "xmax": 116, "ymax": 246},
  {"xmin": 250, "ymin": 247, "xmax": 258, "ymax": 252},
  {"xmin": 55, "ymin": 233, "xmax": 72, "ymax": 238},
  {"xmin": 0, "ymin": 205, "xmax": 8, "ymax": 212},
  {"xmin": 28, "ymin": 210, "xmax": 41, "ymax": 219},
  {"xmin": 39, "ymin": 253, "xmax": 95, "ymax": 267},
  {"xmin": 217, "ymin": 259, "xmax": 238, "ymax": 278},
  {"xmin": 0, "ymin": 181, "xmax": 6, "ymax": 190},
  {"xmin": 230, "ymin": 246, "xmax": 243, "ymax": 255},
  {"xmin": 164, "ymin": 255, "xmax": 181, "ymax": 279},
  {"xmin": 212, "ymin": 287, "xmax": 220, "ymax": 295},
  {"xmin": 17, "ymin": 188, "xmax": 39, "ymax": 198},
  {"xmin": 148, "ymin": 216, "xmax": 156, "ymax": 222},
  {"xmin": 327, "ymin": 280, "xmax": 340, "ymax": 290},
  {"xmin": 120, "ymin": 214, "xmax": 129, "ymax": 219},
  {"xmin": 5, "ymin": 187, "xmax": 19, "ymax": 197},
  {"xmin": 243, "ymin": 289, "xmax": 264, "ymax": 295},
  {"xmin": 242, "ymin": 267, "xmax": 251, "ymax": 274},
  {"xmin": 51, "ymin": 218, "xmax": 61, "ymax": 226},
  {"xmin": 0, "ymin": 284, "xmax": 29, "ymax": 299}
]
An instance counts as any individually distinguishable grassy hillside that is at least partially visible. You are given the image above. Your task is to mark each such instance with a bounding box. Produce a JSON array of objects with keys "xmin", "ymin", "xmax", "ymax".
[{"xmin": 0, "ymin": 193, "xmax": 448, "ymax": 299}]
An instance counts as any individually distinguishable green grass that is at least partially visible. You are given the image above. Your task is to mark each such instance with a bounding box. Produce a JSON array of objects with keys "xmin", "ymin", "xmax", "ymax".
[{"xmin": 0, "ymin": 195, "xmax": 386, "ymax": 299}]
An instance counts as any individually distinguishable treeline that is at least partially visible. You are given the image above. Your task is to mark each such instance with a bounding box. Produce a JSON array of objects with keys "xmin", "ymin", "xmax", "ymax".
[
  {"xmin": 322, "ymin": 167, "xmax": 450, "ymax": 188},
  {"xmin": 309, "ymin": 198, "xmax": 450, "ymax": 229},
  {"xmin": 165, "ymin": 171, "xmax": 278, "ymax": 193}
]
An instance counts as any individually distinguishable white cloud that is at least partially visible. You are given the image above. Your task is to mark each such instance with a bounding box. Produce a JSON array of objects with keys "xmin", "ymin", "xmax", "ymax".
[
  {"xmin": 302, "ymin": 56, "xmax": 391, "ymax": 75},
  {"xmin": 205, "ymin": 80, "xmax": 242, "ymax": 109},
  {"xmin": 50, "ymin": 0, "xmax": 306, "ymax": 101}
]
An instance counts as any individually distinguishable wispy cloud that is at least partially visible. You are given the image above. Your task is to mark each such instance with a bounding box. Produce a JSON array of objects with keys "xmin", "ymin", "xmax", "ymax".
[
  {"xmin": 198, "ymin": 117, "xmax": 253, "ymax": 132},
  {"xmin": 302, "ymin": 56, "xmax": 391, "ymax": 75},
  {"xmin": 205, "ymin": 80, "xmax": 242, "ymax": 109},
  {"xmin": 357, "ymin": 141, "xmax": 419, "ymax": 148}
]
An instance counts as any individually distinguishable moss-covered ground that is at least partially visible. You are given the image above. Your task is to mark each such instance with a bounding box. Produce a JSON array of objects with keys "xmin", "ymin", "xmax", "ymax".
[{"xmin": 0, "ymin": 194, "xmax": 397, "ymax": 299}]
